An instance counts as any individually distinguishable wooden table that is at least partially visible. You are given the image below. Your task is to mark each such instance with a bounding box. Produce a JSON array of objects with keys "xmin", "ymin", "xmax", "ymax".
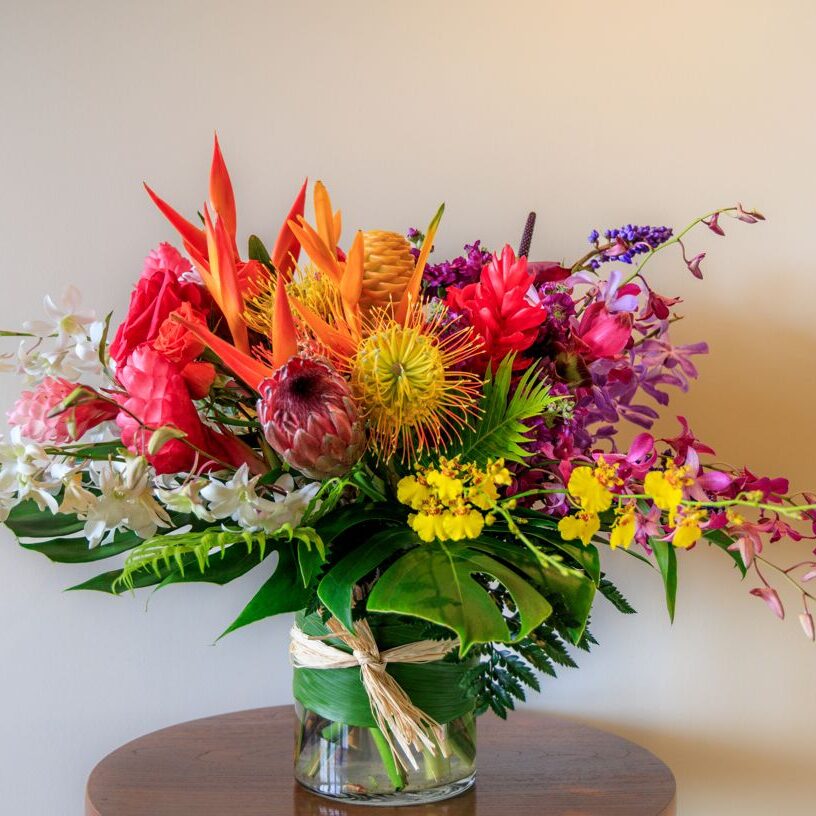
[{"xmin": 85, "ymin": 706, "xmax": 676, "ymax": 815}]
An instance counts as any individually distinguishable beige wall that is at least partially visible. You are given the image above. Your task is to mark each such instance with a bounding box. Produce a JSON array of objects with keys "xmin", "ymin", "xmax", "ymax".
[{"xmin": 1, "ymin": 1, "xmax": 814, "ymax": 813}]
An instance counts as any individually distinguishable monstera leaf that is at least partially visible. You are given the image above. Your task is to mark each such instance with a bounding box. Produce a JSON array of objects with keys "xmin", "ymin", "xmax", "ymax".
[{"xmin": 366, "ymin": 540, "xmax": 553, "ymax": 655}]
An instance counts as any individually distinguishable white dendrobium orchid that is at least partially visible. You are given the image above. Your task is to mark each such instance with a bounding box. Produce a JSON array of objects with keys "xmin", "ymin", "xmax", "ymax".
[
  {"xmin": 0, "ymin": 427, "xmax": 60, "ymax": 516},
  {"xmin": 16, "ymin": 287, "xmax": 105, "ymax": 381},
  {"xmin": 201, "ymin": 466, "xmax": 319, "ymax": 532},
  {"xmin": 24, "ymin": 286, "xmax": 98, "ymax": 350},
  {"xmin": 155, "ymin": 476, "xmax": 214, "ymax": 522},
  {"xmin": 75, "ymin": 456, "xmax": 171, "ymax": 547}
]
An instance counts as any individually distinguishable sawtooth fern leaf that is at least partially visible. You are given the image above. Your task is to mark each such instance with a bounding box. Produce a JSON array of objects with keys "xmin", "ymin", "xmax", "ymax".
[
  {"xmin": 113, "ymin": 524, "xmax": 321, "ymax": 592},
  {"xmin": 449, "ymin": 354, "xmax": 560, "ymax": 465}
]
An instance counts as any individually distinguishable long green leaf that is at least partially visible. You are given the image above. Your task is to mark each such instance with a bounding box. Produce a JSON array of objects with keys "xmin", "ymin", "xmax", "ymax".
[
  {"xmin": 651, "ymin": 539, "xmax": 678, "ymax": 622},
  {"xmin": 21, "ymin": 530, "xmax": 143, "ymax": 563},
  {"xmin": 5, "ymin": 501, "xmax": 84, "ymax": 538},
  {"xmin": 220, "ymin": 544, "xmax": 311, "ymax": 637}
]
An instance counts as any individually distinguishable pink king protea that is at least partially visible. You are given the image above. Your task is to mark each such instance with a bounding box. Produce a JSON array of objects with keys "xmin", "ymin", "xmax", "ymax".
[{"xmin": 257, "ymin": 356, "xmax": 365, "ymax": 480}]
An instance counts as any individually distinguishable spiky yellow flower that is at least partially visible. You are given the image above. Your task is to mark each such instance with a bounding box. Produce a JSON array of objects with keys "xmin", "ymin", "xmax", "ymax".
[
  {"xmin": 349, "ymin": 308, "xmax": 480, "ymax": 460},
  {"xmin": 244, "ymin": 264, "xmax": 341, "ymax": 336}
]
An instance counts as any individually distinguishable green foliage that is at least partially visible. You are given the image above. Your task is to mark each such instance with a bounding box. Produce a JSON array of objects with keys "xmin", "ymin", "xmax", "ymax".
[
  {"xmin": 247, "ymin": 234, "xmax": 272, "ymax": 266},
  {"xmin": 318, "ymin": 528, "xmax": 414, "ymax": 630},
  {"xmin": 651, "ymin": 539, "xmax": 678, "ymax": 621},
  {"xmin": 20, "ymin": 529, "xmax": 144, "ymax": 564},
  {"xmin": 220, "ymin": 543, "xmax": 312, "ymax": 637},
  {"xmin": 598, "ymin": 577, "xmax": 636, "ymax": 614},
  {"xmin": 446, "ymin": 354, "xmax": 559, "ymax": 466},
  {"xmin": 112, "ymin": 525, "xmax": 318, "ymax": 592},
  {"xmin": 704, "ymin": 528, "xmax": 748, "ymax": 577},
  {"xmin": 366, "ymin": 538, "xmax": 554, "ymax": 655},
  {"xmin": 6, "ymin": 501, "xmax": 85, "ymax": 538}
]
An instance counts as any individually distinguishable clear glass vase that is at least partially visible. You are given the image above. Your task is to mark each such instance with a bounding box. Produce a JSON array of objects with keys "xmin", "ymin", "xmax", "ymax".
[{"xmin": 294, "ymin": 702, "xmax": 477, "ymax": 805}]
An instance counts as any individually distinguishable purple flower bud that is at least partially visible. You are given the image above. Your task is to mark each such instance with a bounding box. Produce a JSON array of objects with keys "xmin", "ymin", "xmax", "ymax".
[
  {"xmin": 686, "ymin": 251, "xmax": 706, "ymax": 279},
  {"xmin": 703, "ymin": 212, "xmax": 725, "ymax": 236},
  {"xmin": 750, "ymin": 586, "xmax": 785, "ymax": 620},
  {"xmin": 735, "ymin": 203, "xmax": 765, "ymax": 223}
]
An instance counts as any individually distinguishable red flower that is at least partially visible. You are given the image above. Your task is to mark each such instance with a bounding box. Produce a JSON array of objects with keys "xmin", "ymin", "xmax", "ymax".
[
  {"xmin": 574, "ymin": 301, "xmax": 632, "ymax": 361},
  {"xmin": 110, "ymin": 244, "xmax": 206, "ymax": 367},
  {"xmin": 116, "ymin": 345, "xmax": 242, "ymax": 474},
  {"xmin": 153, "ymin": 302, "xmax": 206, "ymax": 366},
  {"xmin": 445, "ymin": 245, "xmax": 546, "ymax": 370}
]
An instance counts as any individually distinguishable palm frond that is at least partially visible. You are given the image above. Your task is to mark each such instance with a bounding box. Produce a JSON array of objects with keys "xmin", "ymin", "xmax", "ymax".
[{"xmin": 448, "ymin": 354, "xmax": 560, "ymax": 465}]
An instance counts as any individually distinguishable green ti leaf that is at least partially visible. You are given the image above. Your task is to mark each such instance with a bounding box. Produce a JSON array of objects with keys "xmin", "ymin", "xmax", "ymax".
[
  {"xmin": 220, "ymin": 543, "xmax": 312, "ymax": 637},
  {"xmin": 447, "ymin": 354, "xmax": 558, "ymax": 466}
]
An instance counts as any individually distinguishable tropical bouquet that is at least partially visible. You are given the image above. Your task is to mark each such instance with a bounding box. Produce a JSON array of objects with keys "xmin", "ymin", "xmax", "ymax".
[{"xmin": 3, "ymin": 137, "xmax": 814, "ymax": 804}]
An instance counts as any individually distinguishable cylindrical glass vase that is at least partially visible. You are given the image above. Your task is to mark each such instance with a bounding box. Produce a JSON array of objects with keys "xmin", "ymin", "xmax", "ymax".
[{"xmin": 294, "ymin": 702, "xmax": 476, "ymax": 805}]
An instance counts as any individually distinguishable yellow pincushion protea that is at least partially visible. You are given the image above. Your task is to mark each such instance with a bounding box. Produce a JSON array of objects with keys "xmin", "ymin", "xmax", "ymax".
[
  {"xmin": 244, "ymin": 264, "xmax": 341, "ymax": 336},
  {"xmin": 349, "ymin": 306, "xmax": 480, "ymax": 460},
  {"xmin": 359, "ymin": 230, "xmax": 416, "ymax": 315}
]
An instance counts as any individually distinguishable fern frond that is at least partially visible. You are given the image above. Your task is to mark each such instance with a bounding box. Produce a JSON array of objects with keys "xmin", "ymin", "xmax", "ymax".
[
  {"xmin": 599, "ymin": 577, "xmax": 637, "ymax": 614},
  {"xmin": 448, "ymin": 354, "xmax": 560, "ymax": 465}
]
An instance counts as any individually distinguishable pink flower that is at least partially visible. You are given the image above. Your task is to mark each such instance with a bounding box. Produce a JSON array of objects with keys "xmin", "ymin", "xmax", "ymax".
[
  {"xmin": 750, "ymin": 586, "xmax": 785, "ymax": 620},
  {"xmin": 115, "ymin": 345, "xmax": 244, "ymax": 474},
  {"xmin": 7, "ymin": 377, "xmax": 117, "ymax": 443},
  {"xmin": 574, "ymin": 302, "xmax": 633, "ymax": 361}
]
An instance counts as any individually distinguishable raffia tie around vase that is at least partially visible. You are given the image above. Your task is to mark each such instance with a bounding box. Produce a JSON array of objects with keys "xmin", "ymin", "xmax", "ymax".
[{"xmin": 289, "ymin": 617, "xmax": 459, "ymax": 771}]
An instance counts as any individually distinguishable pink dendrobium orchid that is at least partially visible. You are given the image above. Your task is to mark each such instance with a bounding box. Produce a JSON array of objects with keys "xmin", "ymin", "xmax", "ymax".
[
  {"xmin": 573, "ymin": 301, "xmax": 633, "ymax": 361},
  {"xmin": 750, "ymin": 586, "xmax": 785, "ymax": 620}
]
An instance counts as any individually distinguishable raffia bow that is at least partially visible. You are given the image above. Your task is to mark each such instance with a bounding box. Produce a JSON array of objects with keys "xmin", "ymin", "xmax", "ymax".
[{"xmin": 290, "ymin": 617, "xmax": 459, "ymax": 771}]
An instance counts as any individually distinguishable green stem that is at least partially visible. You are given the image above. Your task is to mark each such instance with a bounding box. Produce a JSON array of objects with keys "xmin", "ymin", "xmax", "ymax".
[
  {"xmin": 368, "ymin": 727, "xmax": 406, "ymax": 791},
  {"xmin": 622, "ymin": 206, "xmax": 738, "ymax": 285}
]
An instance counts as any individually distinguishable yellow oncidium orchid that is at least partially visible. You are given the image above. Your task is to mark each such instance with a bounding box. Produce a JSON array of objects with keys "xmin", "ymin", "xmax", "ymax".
[
  {"xmin": 557, "ymin": 511, "xmax": 601, "ymax": 546},
  {"xmin": 669, "ymin": 507, "xmax": 708, "ymax": 549},
  {"xmin": 566, "ymin": 456, "xmax": 623, "ymax": 514},
  {"xmin": 644, "ymin": 465, "xmax": 693, "ymax": 513},
  {"xmin": 609, "ymin": 504, "xmax": 637, "ymax": 550},
  {"xmin": 397, "ymin": 457, "xmax": 512, "ymax": 543}
]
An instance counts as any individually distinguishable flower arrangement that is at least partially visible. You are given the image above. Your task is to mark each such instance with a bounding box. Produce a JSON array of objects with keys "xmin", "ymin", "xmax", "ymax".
[{"xmin": 3, "ymin": 137, "xmax": 814, "ymax": 803}]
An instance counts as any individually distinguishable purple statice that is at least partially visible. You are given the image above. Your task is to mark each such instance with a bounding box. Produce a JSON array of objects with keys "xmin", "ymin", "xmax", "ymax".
[
  {"xmin": 586, "ymin": 224, "xmax": 673, "ymax": 268},
  {"xmin": 409, "ymin": 233, "xmax": 492, "ymax": 290}
]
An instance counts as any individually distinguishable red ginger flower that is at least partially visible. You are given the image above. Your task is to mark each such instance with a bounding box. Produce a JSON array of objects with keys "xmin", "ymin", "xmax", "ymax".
[
  {"xmin": 116, "ymin": 345, "xmax": 246, "ymax": 474},
  {"xmin": 7, "ymin": 377, "xmax": 117, "ymax": 443},
  {"xmin": 110, "ymin": 244, "xmax": 207, "ymax": 368},
  {"xmin": 257, "ymin": 356, "xmax": 365, "ymax": 479},
  {"xmin": 445, "ymin": 245, "xmax": 546, "ymax": 370}
]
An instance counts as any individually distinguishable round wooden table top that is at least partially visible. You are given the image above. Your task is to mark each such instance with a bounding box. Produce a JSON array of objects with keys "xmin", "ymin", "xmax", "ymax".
[{"xmin": 85, "ymin": 706, "xmax": 676, "ymax": 816}]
